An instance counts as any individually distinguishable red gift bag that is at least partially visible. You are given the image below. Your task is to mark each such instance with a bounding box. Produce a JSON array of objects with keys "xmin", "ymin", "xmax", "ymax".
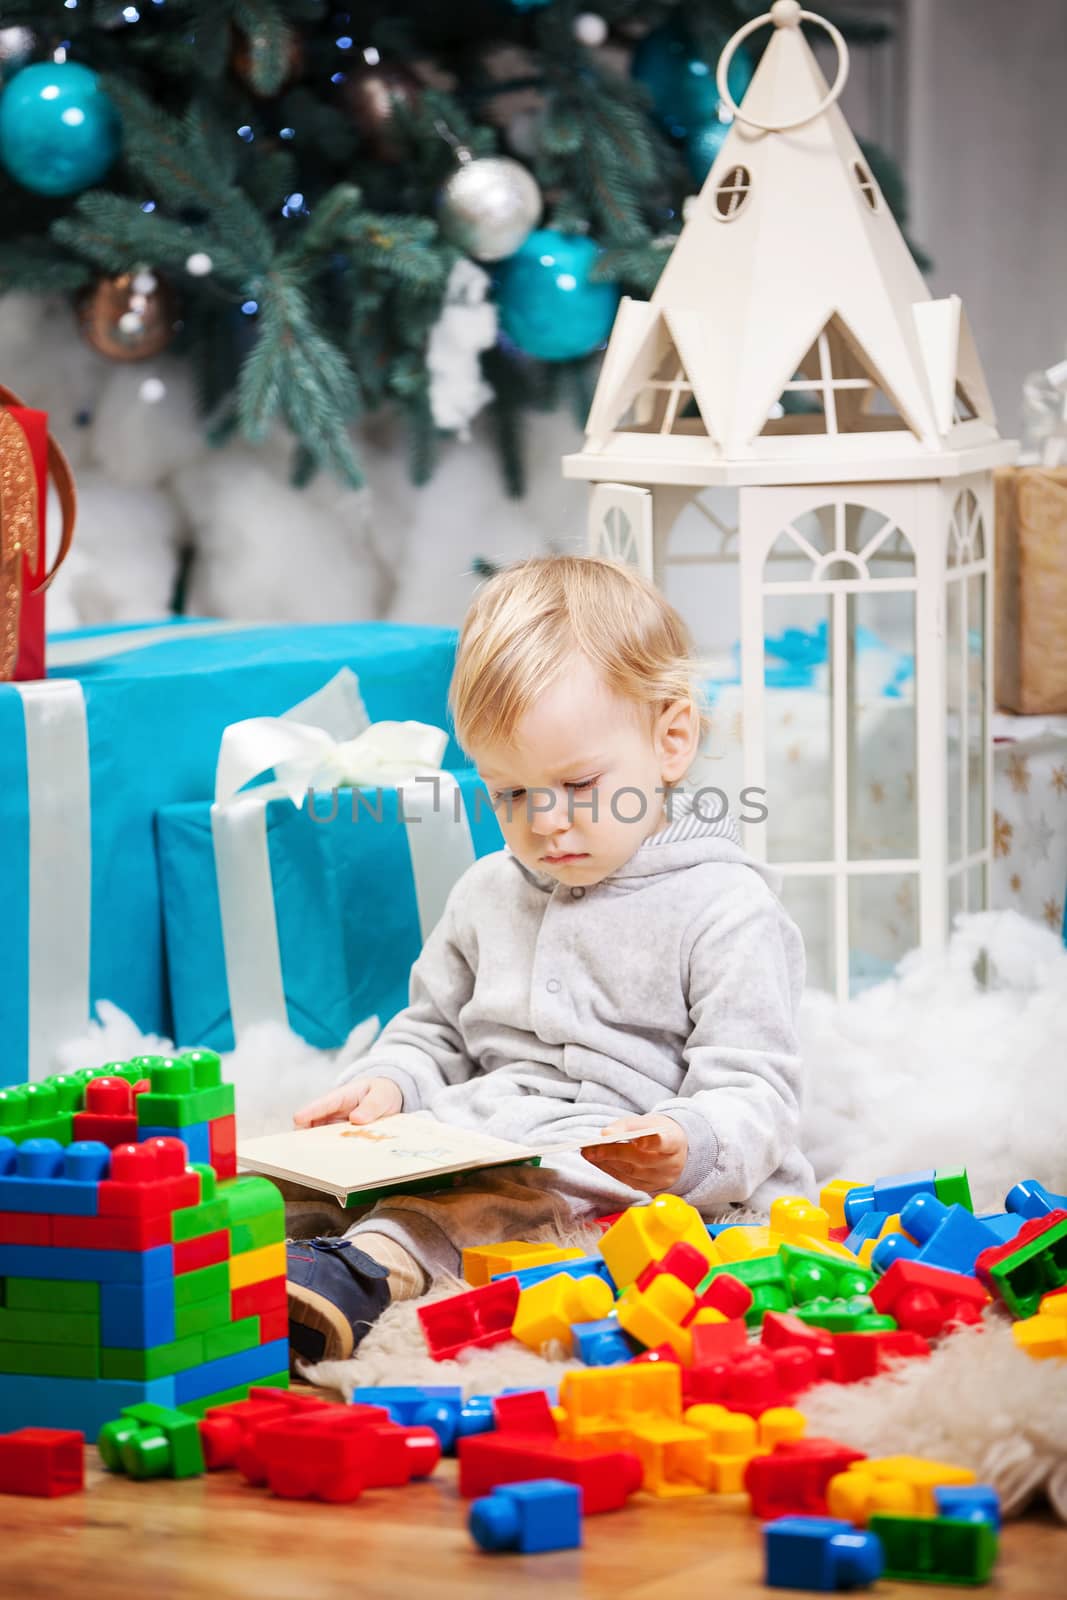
[{"xmin": 0, "ymin": 382, "xmax": 77, "ymax": 681}]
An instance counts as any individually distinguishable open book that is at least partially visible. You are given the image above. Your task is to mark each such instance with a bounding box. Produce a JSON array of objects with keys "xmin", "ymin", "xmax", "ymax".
[{"xmin": 237, "ymin": 1113, "xmax": 636, "ymax": 1205}]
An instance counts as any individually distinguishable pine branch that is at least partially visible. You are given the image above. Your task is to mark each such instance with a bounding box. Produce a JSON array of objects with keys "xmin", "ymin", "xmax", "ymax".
[{"xmin": 232, "ymin": 0, "xmax": 296, "ymax": 96}]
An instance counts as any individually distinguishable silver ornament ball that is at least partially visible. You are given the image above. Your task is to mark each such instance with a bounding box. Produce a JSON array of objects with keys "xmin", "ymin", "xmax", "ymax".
[
  {"xmin": 438, "ymin": 155, "xmax": 542, "ymax": 263},
  {"xmin": 574, "ymin": 13, "xmax": 608, "ymax": 47}
]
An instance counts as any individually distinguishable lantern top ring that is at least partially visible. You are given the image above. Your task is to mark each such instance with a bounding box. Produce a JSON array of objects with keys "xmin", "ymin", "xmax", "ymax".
[{"xmin": 716, "ymin": 6, "xmax": 851, "ymax": 133}]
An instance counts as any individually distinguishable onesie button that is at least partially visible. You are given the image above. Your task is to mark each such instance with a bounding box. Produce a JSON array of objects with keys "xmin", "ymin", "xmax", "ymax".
[
  {"xmin": 570, "ymin": 886, "xmax": 585, "ymax": 899},
  {"xmin": 546, "ymin": 978, "xmax": 561, "ymax": 994}
]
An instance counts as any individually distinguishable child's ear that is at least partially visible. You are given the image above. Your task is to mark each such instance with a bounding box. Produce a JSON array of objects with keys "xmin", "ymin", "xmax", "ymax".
[{"xmin": 658, "ymin": 698, "xmax": 701, "ymax": 782}]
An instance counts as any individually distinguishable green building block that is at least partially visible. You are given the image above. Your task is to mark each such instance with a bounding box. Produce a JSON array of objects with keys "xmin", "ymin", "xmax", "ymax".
[
  {"xmin": 0, "ymin": 1308, "xmax": 100, "ymax": 1345},
  {"xmin": 981, "ymin": 1213, "xmax": 1067, "ymax": 1319},
  {"xmin": 175, "ymin": 1294, "xmax": 233, "ymax": 1339},
  {"xmin": 179, "ymin": 1049, "xmax": 224, "ymax": 1088},
  {"xmin": 794, "ymin": 1296, "xmax": 896, "ymax": 1333},
  {"xmin": 701, "ymin": 1256, "xmax": 791, "ymax": 1326},
  {"xmin": 868, "ymin": 1514, "xmax": 998, "ymax": 1585},
  {"xmin": 98, "ymin": 1402, "xmax": 206, "ymax": 1479},
  {"xmin": 779, "ymin": 1245, "xmax": 874, "ymax": 1305},
  {"xmin": 176, "ymin": 1372, "xmax": 289, "ymax": 1418},
  {"xmin": 5, "ymin": 1278, "xmax": 100, "ymax": 1313},
  {"xmin": 220, "ymin": 1175, "xmax": 285, "ymax": 1253},
  {"xmin": 100, "ymin": 1334, "xmax": 205, "ymax": 1382},
  {"xmin": 173, "ymin": 1262, "xmax": 230, "ymax": 1307},
  {"xmin": 934, "ymin": 1169, "xmax": 974, "ymax": 1213},
  {"xmin": 171, "ymin": 1164, "xmax": 228, "ymax": 1242},
  {"xmin": 136, "ymin": 1082, "xmax": 235, "ymax": 1129},
  {"xmin": 202, "ymin": 1316, "xmax": 261, "ymax": 1363},
  {"xmin": 0, "ymin": 1084, "xmax": 73, "ymax": 1145},
  {"xmin": 0, "ymin": 1341, "xmax": 99, "ymax": 1378}
]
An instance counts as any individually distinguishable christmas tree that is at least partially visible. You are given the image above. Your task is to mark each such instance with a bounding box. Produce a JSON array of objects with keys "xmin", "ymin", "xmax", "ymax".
[{"xmin": 0, "ymin": 1, "xmax": 918, "ymax": 492}]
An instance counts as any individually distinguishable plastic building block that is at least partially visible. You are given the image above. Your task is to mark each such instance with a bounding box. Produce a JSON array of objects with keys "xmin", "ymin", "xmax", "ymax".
[
  {"xmin": 616, "ymin": 1273, "xmax": 695, "ymax": 1362},
  {"xmin": 975, "ymin": 1210, "xmax": 1067, "ymax": 1319},
  {"xmin": 844, "ymin": 1171, "xmax": 937, "ymax": 1228},
  {"xmin": 974, "ymin": 1212, "xmax": 1027, "ymax": 1245},
  {"xmin": 458, "ymin": 1431, "xmax": 643, "ymax": 1513},
  {"xmin": 572, "ymin": 1315, "xmax": 640, "ymax": 1367},
  {"xmin": 933, "ymin": 1169, "xmax": 974, "ymax": 1212},
  {"xmin": 827, "ymin": 1455, "xmax": 976, "ymax": 1524},
  {"xmin": 0, "ymin": 1137, "xmax": 110, "ymax": 1216},
  {"xmin": 934, "ymin": 1485, "xmax": 1001, "ymax": 1529},
  {"xmin": 881, "ymin": 1195, "xmax": 1003, "ymax": 1278},
  {"xmin": 469, "ymin": 1478, "xmax": 582, "ymax": 1553},
  {"xmin": 71, "ymin": 1077, "xmax": 140, "ymax": 1148},
  {"xmin": 418, "ymin": 1277, "xmax": 521, "ymax": 1360},
  {"xmin": 256, "ymin": 1410, "xmax": 440, "ymax": 1498},
  {"xmin": 511, "ymin": 1270, "xmax": 614, "ymax": 1354},
  {"xmin": 172, "ymin": 1337, "xmax": 290, "ymax": 1404},
  {"xmin": 97, "ymin": 1138, "xmax": 199, "ymax": 1218},
  {"xmin": 844, "ymin": 1211, "xmax": 890, "ymax": 1257},
  {"xmin": 208, "ymin": 1114, "xmax": 237, "ymax": 1182},
  {"xmin": 684, "ymin": 1404, "xmax": 804, "ymax": 1493},
  {"xmin": 218, "ymin": 1175, "xmax": 285, "ymax": 1254},
  {"xmin": 0, "ymin": 1428, "xmax": 85, "ymax": 1496},
  {"xmin": 685, "ymin": 1344, "xmax": 818, "ymax": 1417},
  {"xmin": 868, "ymin": 1258, "xmax": 988, "ymax": 1337},
  {"xmin": 351, "ymin": 1385, "xmax": 470, "ymax": 1451},
  {"xmin": 599, "ymin": 1194, "xmax": 719, "ymax": 1291},
  {"xmin": 689, "ymin": 1316, "xmax": 748, "ymax": 1366},
  {"xmin": 1005, "ymin": 1178, "xmax": 1067, "ymax": 1220},
  {"xmin": 761, "ymin": 1312, "xmax": 837, "ymax": 1380},
  {"xmin": 831, "ymin": 1329, "xmax": 931, "ymax": 1384},
  {"xmin": 98, "ymin": 1402, "xmax": 206, "ymax": 1479},
  {"xmin": 763, "ymin": 1515, "xmax": 884, "ymax": 1591},
  {"xmin": 867, "ymin": 1513, "xmax": 998, "ymax": 1585},
  {"xmin": 492, "ymin": 1389, "xmax": 558, "ymax": 1437},
  {"xmin": 491, "ymin": 1255, "xmax": 616, "ymax": 1293},
  {"xmin": 686, "ymin": 1271, "xmax": 754, "ymax": 1325},
  {"xmin": 558, "ymin": 1362, "xmax": 682, "ymax": 1448},
  {"xmin": 635, "ymin": 1239, "xmax": 713, "ymax": 1293},
  {"xmin": 0, "ymin": 1371, "xmax": 179, "ymax": 1434},
  {"xmin": 462, "ymin": 1240, "xmax": 585, "ymax": 1287},
  {"xmin": 197, "ymin": 1391, "xmax": 326, "ymax": 1469},
  {"xmin": 626, "ymin": 1417, "xmax": 713, "ymax": 1496},
  {"xmin": 792, "ymin": 1297, "xmax": 893, "ymax": 1334},
  {"xmin": 701, "ymin": 1256, "xmax": 791, "ymax": 1326},
  {"xmin": 1012, "ymin": 1307, "xmax": 1067, "ymax": 1359},
  {"xmin": 779, "ymin": 1245, "xmax": 874, "ymax": 1306},
  {"xmin": 745, "ymin": 1438, "xmax": 867, "ymax": 1520},
  {"xmin": 820, "ymin": 1181, "xmax": 860, "ymax": 1231}
]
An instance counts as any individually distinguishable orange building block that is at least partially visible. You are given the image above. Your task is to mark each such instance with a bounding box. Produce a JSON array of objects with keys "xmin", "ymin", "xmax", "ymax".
[
  {"xmin": 627, "ymin": 1418, "xmax": 712, "ymax": 1496},
  {"xmin": 557, "ymin": 1362, "xmax": 682, "ymax": 1449},
  {"xmin": 599, "ymin": 1194, "xmax": 719, "ymax": 1291},
  {"xmin": 461, "ymin": 1241, "xmax": 585, "ymax": 1287},
  {"xmin": 684, "ymin": 1404, "xmax": 806, "ymax": 1492}
]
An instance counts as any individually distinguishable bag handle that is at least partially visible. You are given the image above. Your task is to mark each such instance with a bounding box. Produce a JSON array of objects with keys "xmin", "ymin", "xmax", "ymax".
[{"xmin": 0, "ymin": 382, "xmax": 77, "ymax": 594}]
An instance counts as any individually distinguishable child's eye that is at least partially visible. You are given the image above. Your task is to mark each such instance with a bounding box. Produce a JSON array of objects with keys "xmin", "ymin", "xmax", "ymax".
[
  {"xmin": 492, "ymin": 788, "xmax": 526, "ymax": 804},
  {"xmin": 566, "ymin": 775, "xmax": 600, "ymax": 791}
]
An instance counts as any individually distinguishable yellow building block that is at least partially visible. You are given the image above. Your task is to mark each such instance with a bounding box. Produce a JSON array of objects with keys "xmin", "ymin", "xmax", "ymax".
[
  {"xmin": 820, "ymin": 1179, "xmax": 861, "ymax": 1230},
  {"xmin": 599, "ymin": 1194, "xmax": 719, "ymax": 1290},
  {"xmin": 510, "ymin": 1271, "xmax": 613, "ymax": 1354},
  {"xmin": 715, "ymin": 1225, "xmax": 776, "ymax": 1264},
  {"xmin": 827, "ymin": 1456, "xmax": 976, "ymax": 1525},
  {"xmin": 1013, "ymin": 1310, "xmax": 1067, "ymax": 1360},
  {"xmin": 460, "ymin": 1240, "xmax": 585, "ymax": 1287},
  {"xmin": 616, "ymin": 1274, "xmax": 695, "ymax": 1364},
  {"xmin": 627, "ymin": 1418, "xmax": 712, "ymax": 1496},
  {"xmin": 682, "ymin": 1404, "xmax": 805, "ymax": 1493},
  {"xmin": 228, "ymin": 1240, "xmax": 286, "ymax": 1290},
  {"xmin": 558, "ymin": 1362, "xmax": 682, "ymax": 1446},
  {"xmin": 757, "ymin": 1407, "xmax": 807, "ymax": 1448},
  {"xmin": 857, "ymin": 1213, "xmax": 903, "ymax": 1269},
  {"xmin": 690, "ymin": 1307, "xmax": 728, "ymax": 1327},
  {"xmin": 771, "ymin": 1197, "xmax": 831, "ymax": 1245}
]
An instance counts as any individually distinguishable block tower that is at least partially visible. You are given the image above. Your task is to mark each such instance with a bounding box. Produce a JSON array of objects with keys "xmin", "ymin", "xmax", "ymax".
[{"xmin": 0, "ymin": 1052, "xmax": 288, "ymax": 1435}]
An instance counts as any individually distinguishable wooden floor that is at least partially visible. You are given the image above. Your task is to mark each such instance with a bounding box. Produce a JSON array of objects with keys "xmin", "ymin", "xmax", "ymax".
[{"xmin": 1, "ymin": 1448, "xmax": 1062, "ymax": 1599}]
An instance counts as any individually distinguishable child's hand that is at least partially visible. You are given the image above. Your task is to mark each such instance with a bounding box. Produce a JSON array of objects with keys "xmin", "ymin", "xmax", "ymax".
[
  {"xmin": 581, "ymin": 1114, "xmax": 689, "ymax": 1193},
  {"xmin": 293, "ymin": 1076, "xmax": 404, "ymax": 1129}
]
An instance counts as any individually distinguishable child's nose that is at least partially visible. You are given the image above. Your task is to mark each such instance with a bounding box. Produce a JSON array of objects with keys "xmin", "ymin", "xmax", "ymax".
[{"xmin": 528, "ymin": 789, "xmax": 573, "ymax": 834}]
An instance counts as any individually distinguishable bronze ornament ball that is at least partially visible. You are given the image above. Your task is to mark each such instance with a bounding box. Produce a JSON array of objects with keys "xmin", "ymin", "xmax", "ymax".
[
  {"xmin": 77, "ymin": 270, "xmax": 177, "ymax": 362},
  {"xmin": 340, "ymin": 60, "xmax": 421, "ymax": 163}
]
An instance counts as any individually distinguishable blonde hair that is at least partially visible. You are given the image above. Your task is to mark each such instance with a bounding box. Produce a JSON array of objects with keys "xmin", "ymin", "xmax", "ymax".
[{"xmin": 448, "ymin": 554, "xmax": 713, "ymax": 756}]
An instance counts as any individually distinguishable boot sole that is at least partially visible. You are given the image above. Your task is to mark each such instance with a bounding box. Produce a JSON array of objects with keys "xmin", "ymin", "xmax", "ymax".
[{"xmin": 287, "ymin": 1279, "xmax": 355, "ymax": 1363}]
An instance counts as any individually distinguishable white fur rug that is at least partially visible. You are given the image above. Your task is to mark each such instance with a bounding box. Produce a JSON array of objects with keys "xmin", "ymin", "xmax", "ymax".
[{"xmin": 55, "ymin": 908, "xmax": 1067, "ymax": 1517}]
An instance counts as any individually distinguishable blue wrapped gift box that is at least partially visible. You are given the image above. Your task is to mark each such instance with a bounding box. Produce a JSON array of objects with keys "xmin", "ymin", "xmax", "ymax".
[
  {"xmin": 157, "ymin": 766, "xmax": 503, "ymax": 1052},
  {"xmin": 0, "ymin": 619, "xmax": 463, "ymax": 1086}
]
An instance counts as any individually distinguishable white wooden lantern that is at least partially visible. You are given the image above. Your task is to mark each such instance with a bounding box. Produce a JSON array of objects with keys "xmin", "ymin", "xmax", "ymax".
[{"xmin": 562, "ymin": 0, "xmax": 1017, "ymax": 999}]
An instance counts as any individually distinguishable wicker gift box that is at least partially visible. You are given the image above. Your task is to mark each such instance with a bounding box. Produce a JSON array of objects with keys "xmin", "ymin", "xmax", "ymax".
[{"xmin": 995, "ymin": 465, "xmax": 1067, "ymax": 714}]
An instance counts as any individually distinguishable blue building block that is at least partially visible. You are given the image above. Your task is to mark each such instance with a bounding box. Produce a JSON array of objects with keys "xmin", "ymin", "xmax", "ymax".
[
  {"xmin": 0, "ymin": 1370, "xmax": 176, "ymax": 1435},
  {"xmin": 1006, "ymin": 1179, "xmax": 1067, "ymax": 1221},
  {"xmin": 173, "ymin": 1337, "xmax": 289, "ymax": 1403},
  {"xmin": 0, "ymin": 1242, "xmax": 174, "ymax": 1283},
  {"xmin": 899, "ymin": 1195, "xmax": 1002, "ymax": 1276},
  {"xmin": 844, "ymin": 1172, "xmax": 936, "ymax": 1229},
  {"xmin": 352, "ymin": 1385, "xmax": 465, "ymax": 1450},
  {"xmin": 457, "ymin": 1396, "xmax": 496, "ymax": 1439},
  {"xmin": 573, "ymin": 1316, "xmax": 640, "ymax": 1367},
  {"xmin": 469, "ymin": 1479, "xmax": 582, "ymax": 1554},
  {"xmin": 138, "ymin": 1122, "xmax": 211, "ymax": 1165},
  {"xmin": 935, "ymin": 1484, "xmax": 1001, "ymax": 1530},
  {"xmin": 844, "ymin": 1211, "xmax": 890, "ymax": 1256},
  {"xmin": 490, "ymin": 1256, "xmax": 615, "ymax": 1293},
  {"xmin": 976, "ymin": 1212, "xmax": 1028, "ymax": 1245},
  {"xmin": 0, "ymin": 1137, "xmax": 110, "ymax": 1215},
  {"xmin": 763, "ymin": 1516, "xmax": 884, "ymax": 1591},
  {"xmin": 100, "ymin": 1278, "xmax": 176, "ymax": 1348}
]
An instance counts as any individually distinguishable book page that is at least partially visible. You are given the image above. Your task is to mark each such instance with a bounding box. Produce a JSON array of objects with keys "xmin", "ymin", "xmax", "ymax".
[{"xmin": 237, "ymin": 1112, "xmax": 635, "ymax": 1199}]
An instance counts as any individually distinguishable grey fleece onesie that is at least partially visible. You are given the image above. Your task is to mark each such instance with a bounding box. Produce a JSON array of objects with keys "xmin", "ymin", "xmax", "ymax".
[{"xmin": 341, "ymin": 788, "xmax": 816, "ymax": 1279}]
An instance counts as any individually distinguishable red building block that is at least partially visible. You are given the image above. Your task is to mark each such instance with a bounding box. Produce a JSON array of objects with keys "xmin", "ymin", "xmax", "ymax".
[
  {"xmin": 684, "ymin": 1344, "xmax": 819, "ymax": 1416},
  {"xmin": 417, "ymin": 1277, "xmax": 521, "ymax": 1360},
  {"xmin": 198, "ymin": 1392, "xmax": 327, "ymax": 1470},
  {"xmin": 173, "ymin": 1229, "xmax": 230, "ymax": 1274},
  {"xmin": 208, "ymin": 1114, "xmax": 237, "ymax": 1181},
  {"xmin": 71, "ymin": 1076, "xmax": 139, "ymax": 1148},
  {"xmin": 685, "ymin": 1272, "xmax": 754, "ymax": 1325},
  {"xmin": 761, "ymin": 1311, "xmax": 837, "ymax": 1379},
  {"xmin": 0, "ymin": 1428, "xmax": 85, "ymax": 1497},
  {"xmin": 458, "ymin": 1433, "xmax": 643, "ymax": 1513},
  {"xmin": 244, "ymin": 1407, "xmax": 440, "ymax": 1498},
  {"xmin": 869, "ymin": 1259, "xmax": 989, "ymax": 1338},
  {"xmin": 635, "ymin": 1241, "xmax": 710, "ymax": 1293},
  {"xmin": 976, "ymin": 1211, "xmax": 1067, "ymax": 1319},
  {"xmin": 97, "ymin": 1138, "xmax": 199, "ymax": 1218},
  {"xmin": 492, "ymin": 1390, "xmax": 557, "ymax": 1437},
  {"xmin": 831, "ymin": 1329, "xmax": 931, "ymax": 1384},
  {"xmin": 52, "ymin": 1212, "xmax": 173, "ymax": 1251},
  {"xmin": 689, "ymin": 1318, "xmax": 748, "ymax": 1365},
  {"xmin": 744, "ymin": 1438, "xmax": 868, "ymax": 1519},
  {"xmin": 231, "ymin": 1276, "xmax": 287, "ymax": 1321},
  {"xmin": 0, "ymin": 1211, "xmax": 52, "ymax": 1246}
]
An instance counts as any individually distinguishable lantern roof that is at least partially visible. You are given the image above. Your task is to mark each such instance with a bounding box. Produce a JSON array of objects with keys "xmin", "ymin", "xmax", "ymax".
[{"xmin": 564, "ymin": 1, "xmax": 1015, "ymax": 487}]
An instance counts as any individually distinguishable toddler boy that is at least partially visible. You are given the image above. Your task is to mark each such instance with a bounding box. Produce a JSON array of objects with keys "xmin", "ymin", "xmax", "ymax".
[{"xmin": 286, "ymin": 555, "xmax": 813, "ymax": 1362}]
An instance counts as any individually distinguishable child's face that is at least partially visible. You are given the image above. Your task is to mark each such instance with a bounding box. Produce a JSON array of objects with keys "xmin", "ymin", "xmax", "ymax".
[{"xmin": 472, "ymin": 655, "xmax": 698, "ymax": 887}]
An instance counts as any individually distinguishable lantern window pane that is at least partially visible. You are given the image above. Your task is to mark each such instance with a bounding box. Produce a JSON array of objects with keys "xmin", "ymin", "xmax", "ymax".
[
  {"xmin": 946, "ymin": 576, "xmax": 965, "ymax": 864},
  {"xmin": 780, "ymin": 876, "xmax": 835, "ymax": 993},
  {"xmin": 967, "ymin": 571, "xmax": 987, "ymax": 853},
  {"xmin": 847, "ymin": 589, "xmax": 917, "ymax": 860},
  {"xmin": 761, "ymin": 315, "xmax": 913, "ymax": 437},
  {"xmin": 849, "ymin": 874, "xmax": 919, "ymax": 995},
  {"xmin": 763, "ymin": 592, "xmax": 833, "ymax": 862}
]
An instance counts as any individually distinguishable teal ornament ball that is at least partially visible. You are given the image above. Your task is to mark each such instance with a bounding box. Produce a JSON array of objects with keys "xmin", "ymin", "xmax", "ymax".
[
  {"xmin": 495, "ymin": 229, "xmax": 620, "ymax": 363},
  {"xmin": 0, "ymin": 61, "xmax": 120, "ymax": 196},
  {"xmin": 632, "ymin": 19, "xmax": 753, "ymax": 141},
  {"xmin": 686, "ymin": 117, "xmax": 732, "ymax": 185}
]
